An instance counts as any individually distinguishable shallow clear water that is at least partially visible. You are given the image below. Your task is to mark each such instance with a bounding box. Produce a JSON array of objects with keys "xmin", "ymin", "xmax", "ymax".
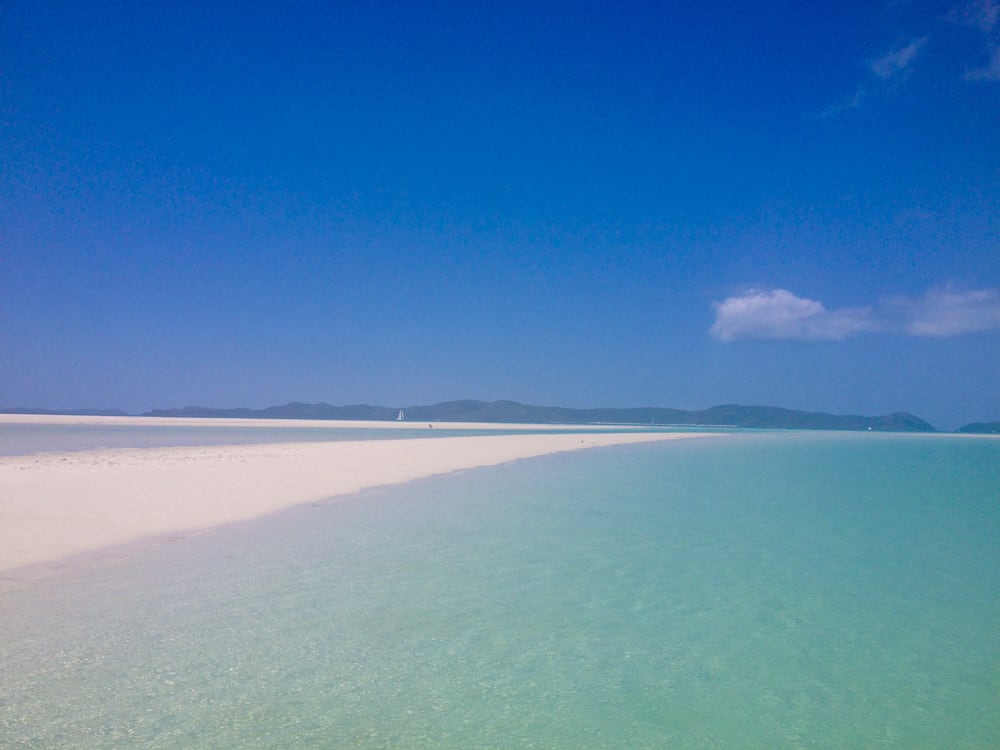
[{"xmin": 1, "ymin": 432, "xmax": 998, "ymax": 748}]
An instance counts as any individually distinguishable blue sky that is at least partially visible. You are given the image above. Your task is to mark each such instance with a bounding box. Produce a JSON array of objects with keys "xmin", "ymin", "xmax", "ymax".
[{"xmin": 1, "ymin": 0, "xmax": 997, "ymax": 429}]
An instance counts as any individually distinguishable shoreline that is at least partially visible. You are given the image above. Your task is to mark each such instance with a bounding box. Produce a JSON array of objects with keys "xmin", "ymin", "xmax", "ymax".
[
  {"xmin": 0, "ymin": 413, "xmax": 668, "ymax": 431},
  {"xmin": 0, "ymin": 430, "xmax": 719, "ymax": 576}
]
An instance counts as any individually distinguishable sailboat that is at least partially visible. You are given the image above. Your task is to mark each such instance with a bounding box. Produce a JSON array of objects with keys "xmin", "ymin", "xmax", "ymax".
[{"xmin": 397, "ymin": 409, "xmax": 405, "ymax": 421}]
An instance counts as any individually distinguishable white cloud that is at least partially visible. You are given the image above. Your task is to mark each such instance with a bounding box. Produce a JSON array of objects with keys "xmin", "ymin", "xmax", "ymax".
[
  {"xmin": 822, "ymin": 37, "xmax": 928, "ymax": 117},
  {"xmin": 963, "ymin": 44, "xmax": 1000, "ymax": 80},
  {"xmin": 870, "ymin": 37, "xmax": 929, "ymax": 78},
  {"xmin": 710, "ymin": 286, "xmax": 1000, "ymax": 342},
  {"xmin": 819, "ymin": 88, "xmax": 867, "ymax": 118},
  {"xmin": 952, "ymin": 0, "xmax": 1000, "ymax": 80},
  {"xmin": 956, "ymin": 0, "xmax": 999, "ymax": 33},
  {"xmin": 825, "ymin": 1, "xmax": 1000, "ymax": 110},
  {"xmin": 886, "ymin": 286, "xmax": 1000, "ymax": 336},
  {"xmin": 709, "ymin": 289, "xmax": 878, "ymax": 342}
]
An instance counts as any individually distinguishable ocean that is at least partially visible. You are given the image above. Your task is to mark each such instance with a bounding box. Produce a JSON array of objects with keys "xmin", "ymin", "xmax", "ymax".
[{"xmin": 1, "ymin": 430, "xmax": 997, "ymax": 748}]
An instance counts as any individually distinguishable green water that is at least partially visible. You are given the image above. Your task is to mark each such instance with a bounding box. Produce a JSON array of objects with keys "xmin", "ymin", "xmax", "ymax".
[{"xmin": 1, "ymin": 432, "xmax": 998, "ymax": 748}]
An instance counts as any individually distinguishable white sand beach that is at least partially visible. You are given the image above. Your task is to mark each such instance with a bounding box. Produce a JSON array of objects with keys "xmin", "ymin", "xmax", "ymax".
[{"xmin": 0, "ymin": 417, "xmax": 716, "ymax": 574}]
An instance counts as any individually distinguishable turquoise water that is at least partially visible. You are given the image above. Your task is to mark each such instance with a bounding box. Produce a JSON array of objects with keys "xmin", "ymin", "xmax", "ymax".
[{"xmin": 1, "ymin": 432, "xmax": 998, "ymax": 748}]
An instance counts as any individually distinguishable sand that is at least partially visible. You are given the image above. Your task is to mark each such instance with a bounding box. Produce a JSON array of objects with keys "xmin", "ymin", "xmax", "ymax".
[{"xmin": 0, "ymin": 420, "xmax": 717, "ymax": 575}]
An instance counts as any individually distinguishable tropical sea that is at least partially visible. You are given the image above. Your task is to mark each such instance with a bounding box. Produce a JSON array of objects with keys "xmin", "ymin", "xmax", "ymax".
[{"xmin": 1, "ymin": 429, "xmax": 997, "ymax": 748}]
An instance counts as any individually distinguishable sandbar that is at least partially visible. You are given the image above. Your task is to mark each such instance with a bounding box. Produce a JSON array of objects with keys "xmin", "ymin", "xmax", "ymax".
[{"xmin": 0, "ymin": 425, "xmax": 717, "ymax": 575}]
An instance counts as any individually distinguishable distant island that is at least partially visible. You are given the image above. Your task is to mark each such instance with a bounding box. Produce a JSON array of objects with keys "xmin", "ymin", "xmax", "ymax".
[
  {"xmin": 956, "ymin": 421, "xmax": 1000, "ymax": 435},
  {"xmin": 0, "ymin": 400, "xmax": 944, "ymax": 432},
  {"xmin": 9, "ymin": 399, "xmax": 995, "ymax": 433}
]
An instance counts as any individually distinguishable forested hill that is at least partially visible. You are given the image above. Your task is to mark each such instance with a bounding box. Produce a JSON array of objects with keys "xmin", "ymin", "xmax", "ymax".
[
  {"xmin": 137, "ymin": 400, "xmax": 937, "ymax": 432},
  {"xmin": 956, "ymin": 421, "xmax": 1000, "ymax": 434}
]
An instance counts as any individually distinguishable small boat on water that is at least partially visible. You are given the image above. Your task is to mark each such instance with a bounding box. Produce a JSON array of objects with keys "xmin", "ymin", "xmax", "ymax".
[{"xmin": 397, "ymin": 410, "xmax": 405, "ymax": 421}]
